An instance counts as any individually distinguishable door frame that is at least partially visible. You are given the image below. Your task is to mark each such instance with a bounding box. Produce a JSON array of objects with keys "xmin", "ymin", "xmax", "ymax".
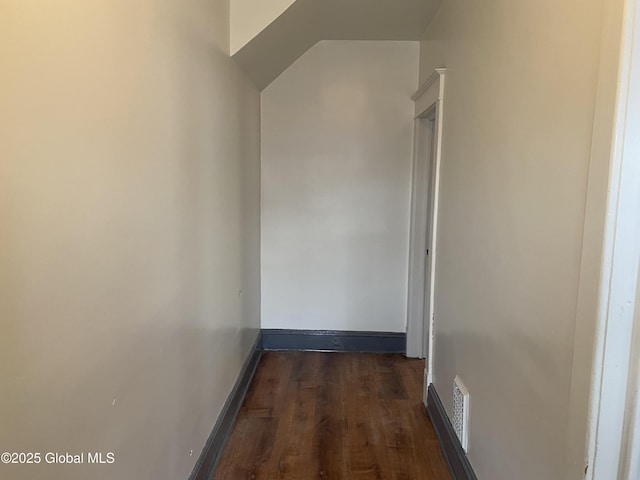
[
  {"xmin": 564, "ymin": 0, "xmax": 640, "ymax": 476},
  {"xmin": 406, "ymin": 107, "xmax": 436, "ymax": 360},
  {"xmin": 583, "ymin": 0, "xmax": 640, "ymax": 477},
  {"xmin": 406, "ymin": 69, "xmax": 446, "ymax": 391}
]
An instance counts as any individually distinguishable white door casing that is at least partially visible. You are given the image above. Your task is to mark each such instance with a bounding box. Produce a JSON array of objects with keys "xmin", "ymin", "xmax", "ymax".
[
  {"xmin": 585, "ymin": 0, "xmax": 640, "ymax": 477},
  {"xmin": 406, "ymin": 69, "xmax": 445, "ymax": 397}
]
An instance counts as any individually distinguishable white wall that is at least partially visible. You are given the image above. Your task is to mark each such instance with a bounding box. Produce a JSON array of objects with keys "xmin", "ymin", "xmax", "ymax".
[
  {"xmin": 261, "ymin": 40, "xmax": 418, "ymax": 332},
  {"xmin": 0, "ymin": 1, "xmax": 260, "ymax": 479},
  {"xmin": 418, "ymin": 0, "xmax": 607, "ymax": 479}
]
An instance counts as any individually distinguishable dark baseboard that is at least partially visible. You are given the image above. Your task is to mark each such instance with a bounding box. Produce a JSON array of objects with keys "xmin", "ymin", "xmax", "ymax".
[
  {"xmin": 189, "ymin": 332, "xmax": 263, "ymax": 480},
  {"xmin": 426, "ymin": 384, "xmax": 478, "ymax": 480},
  {"xmin": 262, "ymin": 329, "xmax": 406, "ymax": 353}
]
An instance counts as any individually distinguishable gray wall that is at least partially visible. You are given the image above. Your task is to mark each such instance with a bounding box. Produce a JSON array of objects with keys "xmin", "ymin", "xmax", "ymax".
[
  {"xmin": 418, "ymin": 0, "xmax": 607, "ymax": 478},
  {"xmin": 0, "ymin": 1, "xmax": 261, "ymax": 479}
]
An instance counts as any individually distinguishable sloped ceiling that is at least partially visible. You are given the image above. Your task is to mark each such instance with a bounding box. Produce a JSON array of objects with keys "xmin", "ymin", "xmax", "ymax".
[
  {"xmin": 230, "ymin": 0, "xmax": 297, "ymax": 55},
  {"xmin": 232, "ymin": 0, "xmax": 443, "ymax": 91}
]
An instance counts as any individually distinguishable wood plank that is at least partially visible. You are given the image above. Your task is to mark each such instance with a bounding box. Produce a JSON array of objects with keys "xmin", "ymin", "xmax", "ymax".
[
  {"xmin": 212, "ymin": 352, "xmax": 450, "ymax": 480},
  {"xmin": 263, "ymin": 351, "xmax": 319, "ymax": 479},
  {"xmin": 346, "ymin": 354, "xmax": 386, "ymax": 479},
  {"xmin": 211, "ymin": 416, "xmax": 278, "ymax": 479},
  {"xmin": 315, "ymin": 353, "xmax": 347, "ymax": 479}
]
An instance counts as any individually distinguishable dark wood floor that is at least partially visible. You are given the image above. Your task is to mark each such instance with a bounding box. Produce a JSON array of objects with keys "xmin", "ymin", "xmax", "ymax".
[{"xmin": 212, "ymin": 351, "xmax": 451, "ymax": 480}]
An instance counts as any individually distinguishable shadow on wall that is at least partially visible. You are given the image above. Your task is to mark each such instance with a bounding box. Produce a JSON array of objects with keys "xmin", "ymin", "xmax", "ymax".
[{"xmin": 232, "ymin": 0, "xmax": 443, "ymax": 90}]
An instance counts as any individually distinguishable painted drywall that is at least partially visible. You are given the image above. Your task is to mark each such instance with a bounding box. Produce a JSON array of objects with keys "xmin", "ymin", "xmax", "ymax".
[
  {"xmin": 0, "ymin": 1, "xmax": 260, "ymax": 479},
  {"xmin": 230, "ymin": 0, "xmax": 296, "ymax": 54},
  {"xmin": 418, "ymin": 0, "xmax": 607, "ymax": 478},
  {"xmin": 232, "ymin": 0, "xmax": 442, "ymax": 90},
  {"xmin": 261, "ymin": 40, "xmax": 418, "ymax": 332}
]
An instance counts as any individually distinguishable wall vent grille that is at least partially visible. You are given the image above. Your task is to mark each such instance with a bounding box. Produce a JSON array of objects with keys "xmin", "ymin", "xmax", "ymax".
[{"xmin": 453, "ymin": 376, "xmax": 470, "ymax": 452}]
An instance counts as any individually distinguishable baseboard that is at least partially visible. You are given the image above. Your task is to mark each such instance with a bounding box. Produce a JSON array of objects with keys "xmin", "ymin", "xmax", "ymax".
[
  {"xmin": 262, "ymin": 329, "xmax": 406, "ymax": 353},
  {"xmin": 426, "ymin": 384, "xmax": 478, "ymax": 480},
  {"xmin": 189, "ymin": 332, "xmax": 263, "ymax": 480}
]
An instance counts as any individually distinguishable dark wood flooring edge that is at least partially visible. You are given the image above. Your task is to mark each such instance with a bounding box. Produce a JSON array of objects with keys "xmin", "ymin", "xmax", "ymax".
[
  {"xmin": 189, "ymin": 332, "xmax": 264, "ymax": 480},
  {"xmin": 426, "ymin": 384, "xmax": 478, "ymax": 480},
  {"xmin": 262, "ymin": 329, "xmax": 406, "ymax": 353}
]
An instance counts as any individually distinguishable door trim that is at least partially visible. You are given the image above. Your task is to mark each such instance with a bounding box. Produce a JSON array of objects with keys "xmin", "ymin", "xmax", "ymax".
[
  {"xmin": 406, "ymin": 69, "xmax": 446, "ymax": 389},
  {"xmin": 582, "ymin": 0, "xmax": 640, "ymax": 477}
]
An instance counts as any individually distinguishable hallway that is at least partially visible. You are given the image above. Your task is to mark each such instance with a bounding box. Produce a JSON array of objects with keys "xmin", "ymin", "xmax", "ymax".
[
  {"xmin": 3, "ymin": 0, "xmax": 639, "ymax": 478},
  {"xmin": 213, "ymin": 352, "xmax": 450, "ymax": 479}
]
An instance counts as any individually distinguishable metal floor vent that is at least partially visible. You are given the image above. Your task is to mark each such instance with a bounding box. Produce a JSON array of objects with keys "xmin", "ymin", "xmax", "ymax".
[{"xmin": 452, "ymin": 376, "xmax": 470, "ymax": 452}]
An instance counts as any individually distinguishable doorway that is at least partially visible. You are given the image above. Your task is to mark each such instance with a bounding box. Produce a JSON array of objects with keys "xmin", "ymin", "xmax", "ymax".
[
  {"xmin": 406, "ymin": 69, "xmax": 445, "ymax": 396},
  {"xmin": 406, "ymin": 110, "xmax": 437, "ymax": 360}
]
